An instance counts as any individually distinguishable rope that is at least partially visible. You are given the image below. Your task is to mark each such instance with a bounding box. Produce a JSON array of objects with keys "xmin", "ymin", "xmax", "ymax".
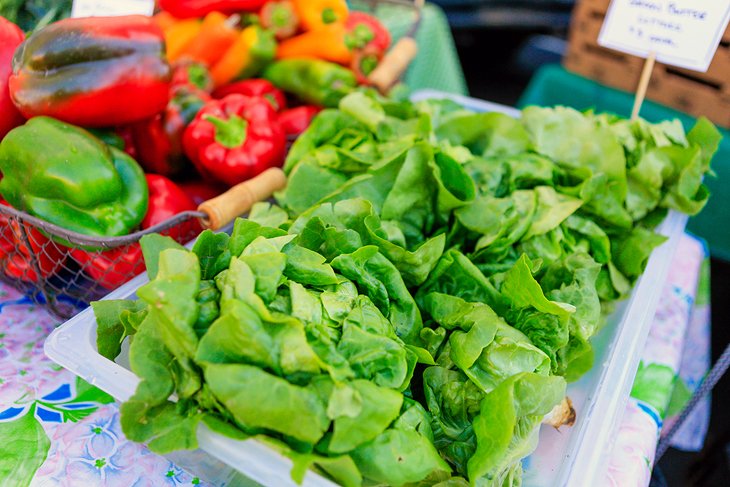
[{"xmin": 655, "ymin": 342, "xmax": 730, "ymax": 460}]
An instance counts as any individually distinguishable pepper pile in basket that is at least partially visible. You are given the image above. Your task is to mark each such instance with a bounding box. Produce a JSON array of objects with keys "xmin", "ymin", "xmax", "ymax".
[{"xmin": 0, "ymin": 2, "xmax": 397, "ymax": 291}]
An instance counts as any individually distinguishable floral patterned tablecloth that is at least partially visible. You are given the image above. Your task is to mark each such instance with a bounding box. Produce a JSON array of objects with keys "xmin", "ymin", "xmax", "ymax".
[{"xmin": 0, "ymin": 234, "xmax": 711, "ymax": 487}]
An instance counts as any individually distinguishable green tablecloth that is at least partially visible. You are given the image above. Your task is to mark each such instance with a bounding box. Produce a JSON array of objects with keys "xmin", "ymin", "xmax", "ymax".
[{"xmin": 374, "ymin": 3, "xmax": 468, "ymax": 96}]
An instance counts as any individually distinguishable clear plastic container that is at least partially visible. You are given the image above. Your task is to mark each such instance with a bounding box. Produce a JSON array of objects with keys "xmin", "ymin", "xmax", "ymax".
[{"xmin": 45, "ymin": 92, "xmax": 689, "ymax": 487}]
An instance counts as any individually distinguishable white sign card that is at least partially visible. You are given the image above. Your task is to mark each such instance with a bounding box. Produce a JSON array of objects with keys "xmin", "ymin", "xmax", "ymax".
[
  {"xmin": 72, "ymin": 0, "xmax": 155, "ymax": 18},
  {"xmin": 598, "ymin": 0, "xmax": 730, "ymax": 72}
]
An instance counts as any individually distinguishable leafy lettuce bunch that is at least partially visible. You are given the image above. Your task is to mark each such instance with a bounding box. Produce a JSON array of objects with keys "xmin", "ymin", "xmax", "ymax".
[
  {"xmin": 94, "ymin": 91, "xmax": 720, "ymax": 486},
  {"xmin": 95, "ymin": 205, "xmax": 565, "ymax": 486}
]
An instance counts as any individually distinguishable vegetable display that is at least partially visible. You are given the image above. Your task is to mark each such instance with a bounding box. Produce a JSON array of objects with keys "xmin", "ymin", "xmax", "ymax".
[
  {"xmin": 0, "ymin": 2, "xmax": 401, "ymax": 288},
  {"xmin": 95, "ymin": 92, "xmax": 720, "ymax": 486},
  {"xmin": 0, "ymin": 5, "xmax": 720, "ymax": 484},
  {"xmin": 9, "ymin": 15, "xmax": 171, "ymax": 127}
]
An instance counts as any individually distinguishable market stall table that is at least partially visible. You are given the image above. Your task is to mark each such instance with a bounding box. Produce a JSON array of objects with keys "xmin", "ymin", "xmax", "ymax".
[{"xmin": 0, "ymin": 232, "xmax": 710, "ymax": 486}]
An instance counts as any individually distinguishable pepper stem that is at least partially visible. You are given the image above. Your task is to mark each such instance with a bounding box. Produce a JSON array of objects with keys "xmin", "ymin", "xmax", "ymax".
[
  {"xmin": 321, "ymin": 7, "xmax": 337, "ymax": 24},
  {"xmin": 271, "ymin": 4, "xmax": 293, "ymax": 27},
  {"xmin": 360, "ymin": 54, "xmax": 379, "ymax": 76},
  {"xmin": 204, "ymin": 114, "xmax": 248, "ymax": 149}
]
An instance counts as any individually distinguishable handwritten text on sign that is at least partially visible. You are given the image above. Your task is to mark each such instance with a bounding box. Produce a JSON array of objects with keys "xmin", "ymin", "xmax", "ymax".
[{"xmin": 598, "ymin": 0, "xmax": 730, "ymax": 72}]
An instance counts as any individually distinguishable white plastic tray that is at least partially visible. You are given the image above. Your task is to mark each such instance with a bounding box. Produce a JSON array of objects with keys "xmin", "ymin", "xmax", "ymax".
[{"xmin": 45, "ymin": 92, "xmax": 688, "ymax": 487}]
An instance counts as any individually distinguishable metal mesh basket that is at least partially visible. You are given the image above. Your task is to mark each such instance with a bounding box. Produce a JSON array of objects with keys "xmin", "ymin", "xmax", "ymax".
[
  {"xmin": 0, "ymin": 1, "xmax": 423, "ymax": 321},
  {"xmin": 0, "ymin": 204, "xmax": 206, "ymax": 319}
]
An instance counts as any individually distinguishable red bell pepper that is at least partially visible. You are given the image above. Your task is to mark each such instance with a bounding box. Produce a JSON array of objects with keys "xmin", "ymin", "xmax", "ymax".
[
  {"xmin": 159, "ymin": 0, "xmax": 268, "ymax": 19},
  {"xmin": 131, "ymin": 85, "xmax": 211, "ymax": 177},
  {"xmin": 178, "ymin": 180, "xmax": 227, "ymax": 206},
  {"xmin": 115, "ymin": 126, "xmax": 138, "ymax": 160},
  {"xmin": 72, "ymin": 175, "xmax": 199, "ymax": 289},
  {"xmin": 212, "ymin": 78, "xmax": 286, "ymax": 111},
  {"xmin": 0, "ymin": 200, "xmax": 66, "ymax": 283},
  {"xmin": 278, "ymin": 105, "xmax": 322, "ymax": 137},
  {"xmin": 183, "ymin": 94, "xmax": 286, "ymax": 186},
  {"xmin": 344, "ymin": 12, "xmax": 391, "ymax": 53},
  {"xmin": 9, "ymin": 16, "xmax": 171, "ymax": 127},
  {"xmin": 140, "ymin": 175, "xmax": 200, "ymax": 232},
  {"xmin": 351, "ymin": 46, "xmax": 383, "ymax": 85},
  {"xmin": 0, "ymin": 17, "xmax": 25, "ymax": 139},
  {"xmin": 172, "ymin": 59, "xmax": 214, "ymax": 93}
]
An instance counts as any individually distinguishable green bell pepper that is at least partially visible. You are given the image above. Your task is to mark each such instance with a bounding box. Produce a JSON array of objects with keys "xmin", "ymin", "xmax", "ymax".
[
  {"xmin": 263, "ymin": 59, "xmax": 357, "ymax": 108},
  {"xmin": 0, "ymin": 116, "xmax": 148, "ymax": 237}
]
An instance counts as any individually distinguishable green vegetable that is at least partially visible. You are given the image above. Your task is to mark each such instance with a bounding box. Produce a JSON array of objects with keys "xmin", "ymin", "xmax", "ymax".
[
  {"xmin": 1, "ymin": 0, "xmax": 72, "ymax": 32},
  {"xmin": 263, "ymin": 59, "xmax": 357, "ymax": 108},
  {"xmin": 0, "ymin": 117, "xmax": 148, "ymax": 237},
  {"xmin": 95, "ymin": 93, "xmax": 720, "ymax": 486}
]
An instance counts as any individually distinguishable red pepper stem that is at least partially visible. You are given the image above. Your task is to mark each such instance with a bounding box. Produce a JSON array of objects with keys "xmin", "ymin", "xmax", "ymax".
[{"xmin": 204, "ymin": 114, "xmax": 249, "ymax": 148}]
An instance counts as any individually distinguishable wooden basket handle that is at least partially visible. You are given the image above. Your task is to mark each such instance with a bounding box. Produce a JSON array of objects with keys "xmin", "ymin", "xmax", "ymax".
[
  {"xmin": 197, "ymin": 168, "xmax": 287, "ymax": 230},
  {"xmin": 368, "ymin": 37, "xmax": 419, "ymax": 94}
]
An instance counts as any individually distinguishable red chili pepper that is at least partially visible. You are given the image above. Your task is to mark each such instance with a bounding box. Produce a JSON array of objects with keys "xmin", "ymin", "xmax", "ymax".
[
  {"xmin": 0, "ymin": 200, "xmax": 66, "ymax": 283},
  {"xmin": 9, "ymin": 16, "xmax": 171, "ymax": 127},
  {"xmin": 0, "ymin": 17, "xmax": 25, "ymax": 139},
  {"xmin": 131, "ymin": 85, "xmax": 211, "ymax": 177},
  {"xmin": 212, "ymin": 79, "xmax": 286, "ymax": 111},
  {"xmin": 278, "ymin": 105, "xmax": 322, "ymax": 137},
  {"xmin": 344, "ymin": 12, "xmax": 390, "ymax": 54},
  {"xmin": 72, "ymin": 175, "xmax": 199, "ymax": 289},
  {"xmin": 183, "ymin": 94, "xmax": 286, "ymax": 186},
  {"xmin": 159, "ymin": 0, "xmax": 268, "ymax": 18}
]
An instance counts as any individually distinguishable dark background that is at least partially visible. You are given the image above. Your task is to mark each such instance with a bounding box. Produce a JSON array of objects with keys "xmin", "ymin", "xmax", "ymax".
[{"xmin": 432, "ymin": 2, "xmax": 730, "ymax": 484}]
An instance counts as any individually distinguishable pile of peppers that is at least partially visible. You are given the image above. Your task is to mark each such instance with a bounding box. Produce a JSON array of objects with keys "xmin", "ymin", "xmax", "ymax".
[{"xmin": 0, "ymin": 3, "xmax": 395, "ymax": 287}]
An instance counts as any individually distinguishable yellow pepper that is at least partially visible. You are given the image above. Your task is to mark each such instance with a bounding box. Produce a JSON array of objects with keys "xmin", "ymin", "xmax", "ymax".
[
  {"xmin": 165, "ymin": 19, "xmax": 202, "ymax": 62},
  {"xmin": 210, "ymin": 25, "xmax": 277, "ymax": 87},
  {"xmin": 292, "ymin": 0, "xmax": 348, "ymax": 31},
  {"xmin": 277, "ymin": 22, "xmax": 352, "ymax": 65}
]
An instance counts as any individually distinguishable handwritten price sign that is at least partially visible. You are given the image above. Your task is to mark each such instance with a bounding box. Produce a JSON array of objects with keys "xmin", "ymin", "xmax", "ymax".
[{"xmin": 598, "ymin": 0, "xmax": 730, "ymax": 71}]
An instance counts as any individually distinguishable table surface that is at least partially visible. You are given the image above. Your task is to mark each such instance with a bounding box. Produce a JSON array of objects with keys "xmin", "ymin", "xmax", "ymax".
[{"xmin": 0, "ymin": 232, "xmax": 710, "ymax": 487}]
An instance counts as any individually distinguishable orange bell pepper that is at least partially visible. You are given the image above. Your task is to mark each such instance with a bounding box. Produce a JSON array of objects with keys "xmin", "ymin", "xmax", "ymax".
[
  {"xmin": 277, "ymin": 22, "xmax": 352, "ymax": 65},
  {"xmin": 182, "ymin": 12, "xmax": 239, "ymax": 67},
  {"xmin": 165, "ymin": 19, "xmax": 202, "ymax": 62},
  {"xmin": 292, "ymin": 0, "xmax": 348, "ymax": 31},
  {"xmin": 210, "ymin": 25, "xmax": 276, "ymax": 87}
]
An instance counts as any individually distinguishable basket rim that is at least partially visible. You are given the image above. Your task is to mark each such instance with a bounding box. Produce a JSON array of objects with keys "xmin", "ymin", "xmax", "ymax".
[{"xmin": 0, "ymin": 204, "xmax": 206, "ymax": 248}]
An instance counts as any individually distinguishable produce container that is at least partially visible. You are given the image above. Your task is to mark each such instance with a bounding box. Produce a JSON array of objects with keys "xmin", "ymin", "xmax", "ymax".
[
  {"xmin": 45, "ymin": 92, "xmax": 689, "ymax": 486},
  {"xmin": 0, "ymin": 169, "xmax": 286, "ymax": 320}
]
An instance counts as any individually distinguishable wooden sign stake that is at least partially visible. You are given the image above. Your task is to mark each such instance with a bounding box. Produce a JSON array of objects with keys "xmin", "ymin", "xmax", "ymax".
[{"xmin": 631, "ymin": 51, "xmax": 657, "ymax": 121}]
